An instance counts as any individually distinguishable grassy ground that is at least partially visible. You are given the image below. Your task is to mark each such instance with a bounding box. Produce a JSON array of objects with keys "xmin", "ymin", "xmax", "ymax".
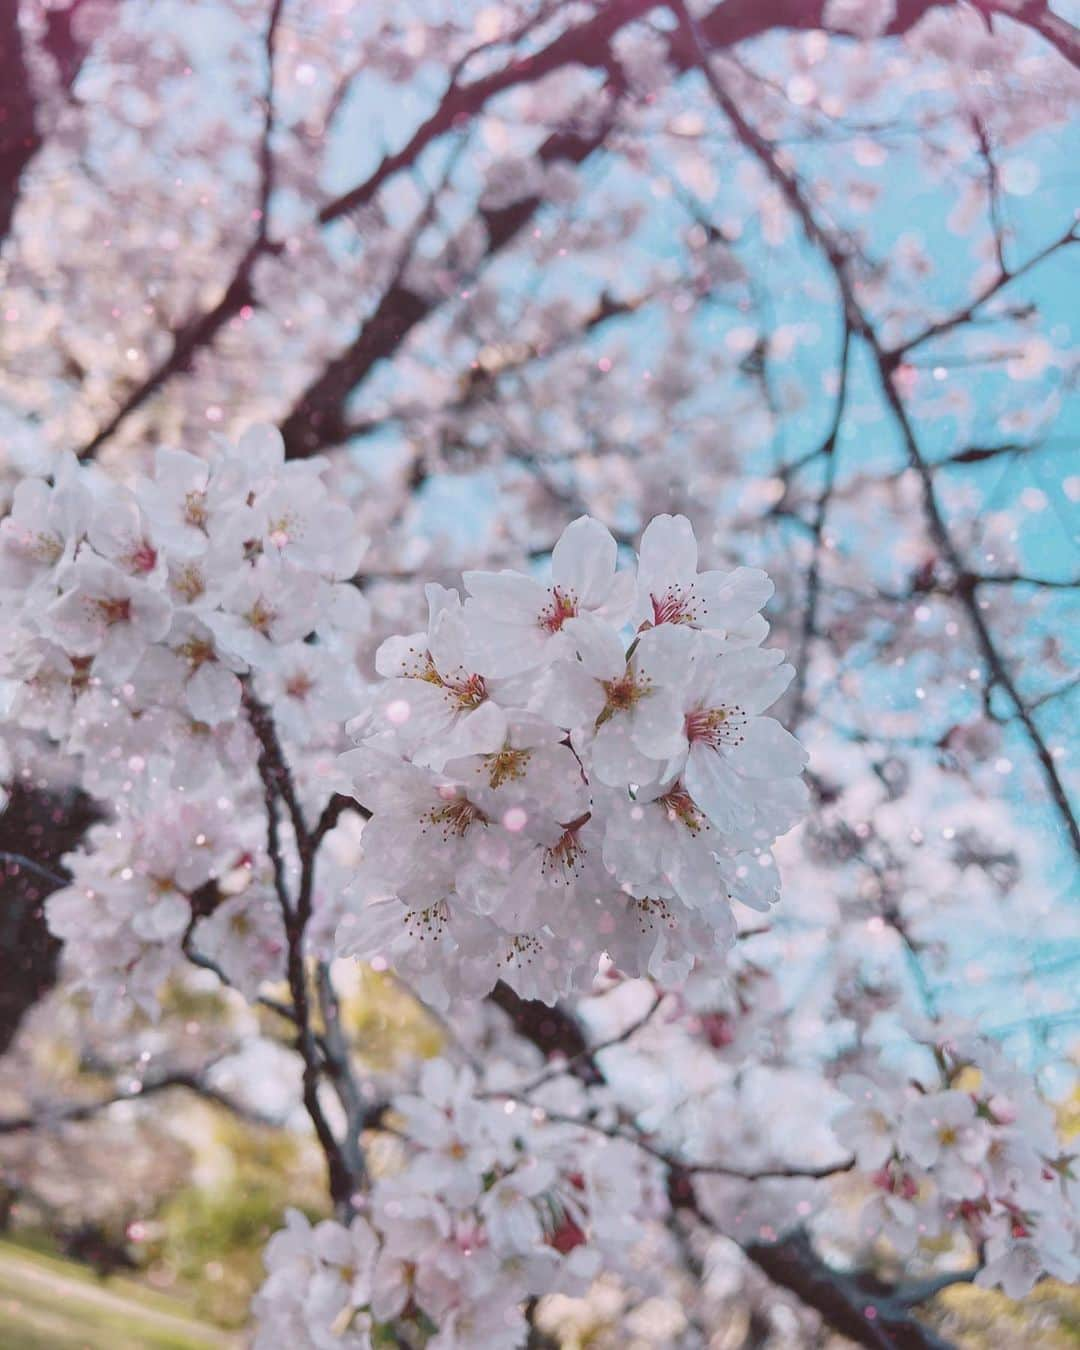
[{"xmin": 0, "ymin": 1240, "xmax": 242, "ymax": 1349}]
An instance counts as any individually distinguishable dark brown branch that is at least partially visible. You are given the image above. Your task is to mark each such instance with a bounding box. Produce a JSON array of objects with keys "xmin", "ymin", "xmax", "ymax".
[
  {"xmin": 242, "ymin": 697, "xmax": 376, "ymax": 1210},
  {"xmin": 744, "ymin": 1229, "xmax": 959, "ymax": 1350},
  {"xmin": 0, "ymin": 2, "xmax": 40, "ymax": 244},
  {"xmin": 674, "ymin": 1, "xmax": 1080, "ymax": 857},
  {"xmin": 0, "ymin": 0, "xmax": 110, "ymax": 244},
  {"xmin": 789, "ymin": 318, "xmax": 852, "ymax": 729},
  {"xmin": 73, "ymin": 0, "xmax": 654, "ymax": 460},
  {"xmin": 496, "ymin": 977, "xmax": 948, "ymax": 1347},
  {"xmin": 976, "ymin": 0, "xmax": 1080, "ymax": 69},
  {"xmin": 0, "ymin": 1063, "xmax": 282, "ymax": 1134},
  {"xmin": 70, "ymin": 0, "xmax": 989, "ymax": 463},
  {"xmin": 282, "ymin": 0, "xmax": 979, "ymax": 461},
  {"xmin": 971, "ymin": 113, "xmax": 1007, "ymax": 275},
  {"xmin": 340, "ymin": 286, "xmax": 657, "ymax": 445},
  {"xmin": 502, "ymin": 1097, "xmax": 856, "ymax": 1182},
  {"xmin": 311, "ymin": 792, "xmax": 369, "ymax": 851},
  {"xmin": 243, "ymin": 691, "xmax": 357, "ymax": 1213},
  {"xmin": 75, "ymin": 0, "xmax": 286, "ymax": 460},
  {"xmin": 180, "ymin": 911, "xmax": 315, "ymax": 1035},
  {"xmin": 0, "ymin": 785, "xmax": 101, "ymax": 1055},
  {"xmin": 315, "ymin": 960, "xmax": 369, "ymax": 1187},
  {"xmin": 279, "ymin": 99, "xmax": 620, "ymax": 458},
  {"xmin": 975, "ymin": 571, "xmax": 1079, "ymax": 590},
  {"xmin": 254, "ymin": 0, "xmax": 286, "ymax": 236},
  {"xmin": 0, "ymin": 851, "xmax": 67, "ymax": 890},
  {"xmin": 488, "ymin": 980, "xmax": 600, "ymax": 1082},
  {"xmin": 314, "ymin": 2, "xmax": 652, "ymax": 227},
  {"xmin": 500, "ymin": 988, "xmax": 665, "ymax": 1097},
  {"xmin": 887, "ymin": 220, "xmax": 1078, "ymax": 360},
  {"xmin": 243, "ymin": 685, "xmax": 310, "ymax": 858}
]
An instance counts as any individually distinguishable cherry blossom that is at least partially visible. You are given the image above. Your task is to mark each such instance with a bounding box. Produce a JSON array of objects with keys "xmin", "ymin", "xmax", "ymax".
[{"xmin": 2, "ymin": 3, "xmax": 1077, "ymax": 1343}]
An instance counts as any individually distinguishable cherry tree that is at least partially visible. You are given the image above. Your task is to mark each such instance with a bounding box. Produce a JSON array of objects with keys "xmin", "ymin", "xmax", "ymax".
[{"xmin": 1, "ymin": 1, "xmax": 1078, "ymax": 1346}]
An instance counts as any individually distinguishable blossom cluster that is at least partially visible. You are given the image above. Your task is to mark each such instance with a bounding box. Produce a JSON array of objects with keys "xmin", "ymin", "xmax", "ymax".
[
  {"xmin": 338, "ymin": 513, "xmax": 808, "ymax": 1006},
  {"xmin": 253, "ymin": 1057, "xmax": 659, "ymax": 1350},
  {"xmin": 0, "ymin": 429, "xmax": 366, "ymax": 1011},
  {"xmin": 835, "ymin": 1037, "xmax": 1079, "ymax": 1297},
  {"xmin": 0, "ymin": 426, "xmax": 366, "ymax": 759}
]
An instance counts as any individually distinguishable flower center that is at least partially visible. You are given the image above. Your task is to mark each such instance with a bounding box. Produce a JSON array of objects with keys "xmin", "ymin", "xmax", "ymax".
[
  {"xmin": 178, "ymin": 637, "xmax": 215, "ymax": 668},
  {"xmin": 657, "ymin": 783, "xmax": 706, "ymax": 833},
  {"xmin": 650, "ymin": 585, "xmax": 697, "ymax": 627},
  {"xmin": 422, "ymin": 796, "xmax": 487, "ymax": 840},
  {"xmin": 445, "ymin": 670, "xmax": 487, "ymax": 710},
  {"xmin": 70, "ymin": 656, "xmax": 93, "ymax": 692},
  {"xmin": 173, "ymin": 563, "xmax": 206, "ymax": 602},
  {"xmin": 404, "ymin": 899, "xmax": 450, "ymax": 941},
  {"xmin": 285, "ymin": 671, "xmax": 314, "ymax": 701},
  {"xmin": 499, "ymin": 934, "xmax": 543, "ymax": 966},
  {"xmin": 96, "ymin": 596, "xmax": 132, "ymax": 626},
  {"xmin": 684, "ymin": 705, "xmax": 746, "ymax": 749},
  {"xmin": 31, "ymin": 531, "xmax": 64, "ymax": 564},
  {"xmin": 600, "ymin": 669, "xmax": 651, "ymax": 716},
  {"xmin": 541, "ymin": 818, "xmax": 588, "ymax": 881},
  {"xmin": 184, "ymin": 490, "xmax": 208, "ymax": 529},
  {"xmin": 629, "ymin": 894, "xmax": 675, "ymax": 933},
  {"xmin": 268, "ymin": 514, "xmax": 298, "ymax": 548},
  {"xmin": 128, "ymin": 540, "xmax": 158, "ymax": 574},
  {"xmin": 873, "ymin": 1163, "xmax": 918, "ymax": 1199},
  {"xmin": 483, "ymin": 744, "xmax": 531, "ymax": 789},
  {"xmin": 539, "ymin": 586, "xmax": 577, "ymax": 633},
  {"xmin": 413, "ymin": 651, "xmax": 487, "ymax": 709},
  {"xmin": 245, "ymin": 598, "xmax": 275, "ymax": 634}
]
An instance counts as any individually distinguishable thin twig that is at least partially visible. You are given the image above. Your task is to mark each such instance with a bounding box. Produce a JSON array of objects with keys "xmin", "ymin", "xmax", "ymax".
[
  {"xmin": 672, "ymin": 3, "xmax": 1080, "ymax": 857},
  {"xmin": 0, "ymin": 852, "xmax": 68, "ymax": 889},
  {"xmin": 0, "ymin": 1063, "xmax": 282, "ymax": 1134},
  {"xmin": 243, "ymin": 693, "xmax": 357, "ymax": 1215},
  {"xmin": 790, "ymin": 318, "xmax": 852, "ymax": 730},
  {"xmin": 494, "ymin": 988, "xmax": 665, "ymax": 1098},
  {"xmin": 887, "ymin": 220, "xmax": 1078, "ymax": 361}
]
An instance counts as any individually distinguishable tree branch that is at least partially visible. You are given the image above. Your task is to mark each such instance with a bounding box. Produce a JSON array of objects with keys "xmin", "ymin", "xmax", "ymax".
[
  {"xmin": 75, "ymin": 0, "xmax": 286, "ymax": 460},
  {"xmin": 0, "ymin": 0, "xmax": 112, "ymax": 245},
  {"xmin": 495, "ymin": 975, "xmax": 954, "ymax": 1347},
  {"xmin": 673, "ymin": 0, "xmax": 1080, "ymax": 857},
  {"xmin": 243, "ymin": 691, "xmax": 357, "ymax": 1215},
  {"xmin": 789, "ymin": 317, "xmax": 852, "ymax": 729},
  {"xmin": 885, "ymin": 221, "xmax": 1077, "ymax": 361},
  {"xmin": 0, "ymin": 1061, "xmax": 282, "ymax": 1134},
  {"xmin": 72, "ymin": 0, "xmax": 984, "ymax": 463}
]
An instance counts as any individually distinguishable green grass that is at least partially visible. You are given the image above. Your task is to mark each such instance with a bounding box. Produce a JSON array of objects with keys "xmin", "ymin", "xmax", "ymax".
[{"xmin": 0, "ymin": 1239, "xmax": 240, "ymax": 1349}]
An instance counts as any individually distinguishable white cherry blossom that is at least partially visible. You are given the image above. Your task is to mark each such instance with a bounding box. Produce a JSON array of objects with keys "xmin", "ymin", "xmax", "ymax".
[{"xmin": 463, "ymin": 516, "xmax": 634, "ymax": 678}]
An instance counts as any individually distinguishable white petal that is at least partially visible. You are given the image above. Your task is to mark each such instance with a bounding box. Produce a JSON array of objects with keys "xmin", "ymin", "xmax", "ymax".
[
  {"xmin": 563, "ymin": 612, "xmax": 624, "ymax": 678},
  {"xmin": 697, "ymin": 566, "xmax": 774, "ymax": 630},
  {"xmin": 429, "ymin": 700, "xmax": 507, "ymax": 768},
  {"xmin": 462, "ymin": 571, "xmax": 546, "ymax": 621},
  {"xmin": 186, "ymin": 662, "xmax": 241, "ymax": 724},
  {"xmin": 684, "ymin": 745, "xmax": 754, "ymax": 836},
  {"xmin": 551, "ymin": 516, "xmax": 617, "ymax": 608},
  {"xmin": 635, "ymin": 622, "xmax": 698, "ymax": 684},
  {"xmin": 639, "ymin": 514, "xmax": 698, "ymax": 588},
  {"xmin": 591, "ymin": 718, "xmax": 663, "ymax": 788},
  {"xmin": 375, "ymin": 631, "xmax": 428, "ymax": 678},
  {"xmin": 725, "ymin": 717, "xmax": 808, "ymax": 779},
  {"xmin": 630, "ymin": 687, "xmax": 685, "ymax": 758}
]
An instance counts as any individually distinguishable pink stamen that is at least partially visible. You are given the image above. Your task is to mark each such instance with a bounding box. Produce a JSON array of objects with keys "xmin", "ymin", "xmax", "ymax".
[
  {"xmin": 651, "ymin": 585, "xmax": 697, "ymax": 626},
  {"xmin": 684, "ymin": 705, "xmax": 746, "ymax": 749},
  {"xmin": 539, "ymin": 587, "xmax": 577, "ymax": 633}
]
